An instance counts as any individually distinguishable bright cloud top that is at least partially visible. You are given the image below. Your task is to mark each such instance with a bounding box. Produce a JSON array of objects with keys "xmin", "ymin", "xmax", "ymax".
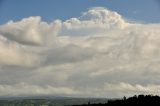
[{"xmin": 0, "ymin": 7, "xmax": 160, "ymax": 97}]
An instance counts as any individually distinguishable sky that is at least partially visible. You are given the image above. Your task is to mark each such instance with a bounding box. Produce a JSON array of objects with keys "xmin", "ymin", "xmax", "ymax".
[
  {"xmin": 0, "ymin": 0, "xmax": 160, "ymax": 24},
  {"xmin": 0, "ymin": 0, "xmax": 160, "ymax": 98}
]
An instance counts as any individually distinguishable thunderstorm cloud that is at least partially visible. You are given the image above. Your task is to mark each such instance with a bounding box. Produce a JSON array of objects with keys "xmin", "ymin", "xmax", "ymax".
[{"xmin": 0, "ymin": 7, "xmax": 160, "ymax": 97}]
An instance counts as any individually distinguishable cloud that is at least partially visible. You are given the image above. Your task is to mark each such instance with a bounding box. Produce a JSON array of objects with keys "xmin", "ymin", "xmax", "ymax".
[
  {"xmin": 103, "ymin": 82, "xmax": 160, "ymax": 97},
  {"xmin": 60, "ymin": 7, "xmax": 128, "ymax": 37},
  {"xmin": 0, "ymin": 7, "xmax": 160, "ymax": 97},
  {"xmin": 0, "ymin": 16, "xmax": 61, "ymax": 46},
  {"xmin": 0, "ymin": 35, "xmax": 40, "ymax": 67},
  {"xmin": 0, "ymin": 83, "xmax": 80, "ymax": 97}
]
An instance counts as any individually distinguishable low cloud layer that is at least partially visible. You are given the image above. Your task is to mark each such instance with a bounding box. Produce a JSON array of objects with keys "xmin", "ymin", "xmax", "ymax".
[{"xmin": 0, "ymin": 7, "xmax": 160, "ymax": 97}]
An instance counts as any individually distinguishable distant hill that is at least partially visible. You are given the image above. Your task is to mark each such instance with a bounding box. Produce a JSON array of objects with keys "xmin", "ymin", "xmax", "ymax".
[{"xmin": 0, "ymin": 96, "xmax": 108, "ymax": 106}]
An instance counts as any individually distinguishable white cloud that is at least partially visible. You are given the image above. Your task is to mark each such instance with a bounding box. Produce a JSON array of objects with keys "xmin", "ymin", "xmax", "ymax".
[
  {"xmin": 0, "ymin": 16, "xmax": 61, "ymax": 46},
  {"xmin": 0, "ymin": 7, "xmax": 160, "ymax": 97},
  {"xmin": 60, "ymin": 7, "xmax": 128, "ymax": 37}
]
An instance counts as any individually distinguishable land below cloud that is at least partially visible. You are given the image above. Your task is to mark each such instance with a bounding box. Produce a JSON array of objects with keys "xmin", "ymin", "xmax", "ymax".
[{"xmin": 0, "ymin": 95, "xmax": 160, "ymax": 106}]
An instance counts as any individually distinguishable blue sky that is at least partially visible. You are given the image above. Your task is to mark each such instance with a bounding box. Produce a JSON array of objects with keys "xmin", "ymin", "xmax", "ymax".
[{"xmin": 0, "ymin": 0, "xmax": 160, "ymax": 24}]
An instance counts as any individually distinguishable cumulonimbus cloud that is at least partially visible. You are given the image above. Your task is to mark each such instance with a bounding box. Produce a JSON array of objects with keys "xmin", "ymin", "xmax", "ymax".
[{"xmin": 0, "ymin": 7, "xmax": 160, "ymax": 97}]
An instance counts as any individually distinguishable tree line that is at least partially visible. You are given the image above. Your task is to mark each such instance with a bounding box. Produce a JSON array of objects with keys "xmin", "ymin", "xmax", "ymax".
[{"xmin": 72, "ymin": 95, "xmax": 160, "ymax": 106}]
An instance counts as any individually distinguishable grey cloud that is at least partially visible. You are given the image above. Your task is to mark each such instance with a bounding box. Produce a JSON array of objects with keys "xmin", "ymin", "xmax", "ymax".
[
  {"xmin": 0, "ymin": 83, "xmax": 80, "ymax": 97},
  {"xmin": 0, "ymin": 35, "xmax": 40, "ymax": 67},
  {"xmin": 44, "ymin": 44, "xmax": 95, "ymax": 65}
]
